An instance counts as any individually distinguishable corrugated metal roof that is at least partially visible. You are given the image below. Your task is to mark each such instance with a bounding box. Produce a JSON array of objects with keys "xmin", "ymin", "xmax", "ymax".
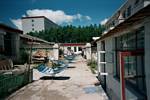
[
  {"xmin": 20, "ymin": 34, "xmax": 55, "ymax": 44},
  {"xmin": 0, "ymin": 23, "xmax": 23, "ymax": 34}
]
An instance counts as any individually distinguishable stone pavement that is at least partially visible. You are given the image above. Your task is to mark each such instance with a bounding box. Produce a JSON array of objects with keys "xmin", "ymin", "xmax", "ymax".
[{"xmin": 7, "ymin": 56, "xmax": 108, "ymax": 100}]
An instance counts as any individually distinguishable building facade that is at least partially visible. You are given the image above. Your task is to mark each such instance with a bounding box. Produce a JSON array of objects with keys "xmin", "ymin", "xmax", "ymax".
[
  {"xmin": 20, "ymin": 34, "xmax": 56, "ymax": 62},
  {"xmin": 60, "ymin": 43, "xmax": 85, "ymax": 55},
  {"xmin": 97, "ymin": 0, "xmax": 150, "ymax": 100},
  {"xmin": 0, "ymin": 23, "xmax": 22, "ymax": 62},
  {"xmin": 0, "ymin": 23, "xmax": 56, "ymax": 63},
  {"xmin": 22, "ymin": 16, "xmax": 58, "ymax": 34}
]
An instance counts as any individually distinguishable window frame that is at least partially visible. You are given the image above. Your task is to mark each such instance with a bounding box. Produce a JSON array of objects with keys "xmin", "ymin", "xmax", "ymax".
[{"xmin": 114, "ymin": 27, "xmax": 146, "ymax": 96}]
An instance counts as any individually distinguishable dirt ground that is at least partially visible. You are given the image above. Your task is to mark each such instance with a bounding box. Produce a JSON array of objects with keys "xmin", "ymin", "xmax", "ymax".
[{"xmin": 7, "ymin": 56, "xmax": 108, "ymax": 100}]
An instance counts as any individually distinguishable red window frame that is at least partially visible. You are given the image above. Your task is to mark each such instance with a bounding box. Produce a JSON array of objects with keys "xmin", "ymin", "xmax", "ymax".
[{"xmin": 119, "ymin": 50, "xmax": 144, "ymax": 100}]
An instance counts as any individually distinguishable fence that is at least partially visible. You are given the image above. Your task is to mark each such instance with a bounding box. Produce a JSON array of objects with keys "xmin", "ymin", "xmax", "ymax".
[{"xmin": 0, "ymin": 69, "xmax": 32, "ymax": 98}]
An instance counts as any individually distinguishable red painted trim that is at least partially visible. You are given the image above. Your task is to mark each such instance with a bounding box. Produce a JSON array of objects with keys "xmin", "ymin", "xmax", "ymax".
[
  {"xmin": 62, "ymin": 43, "xmax": 85, "ymax": 46},
  {"xmin": 120, "ymin": 50, "xmax": 144, "ymax": 56},
  {"xmin": 119, "ymin": 50, "xmax": 144, "ymax": 100},
  {"xmin": 120, "ymin": 52, "xmax": 126, "ymax": 100}
]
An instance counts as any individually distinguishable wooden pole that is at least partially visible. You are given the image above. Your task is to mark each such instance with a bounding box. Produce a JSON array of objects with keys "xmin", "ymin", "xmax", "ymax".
[{"xmin": 28, "ymin": 39, "xmax": 33, "ymax": 82}]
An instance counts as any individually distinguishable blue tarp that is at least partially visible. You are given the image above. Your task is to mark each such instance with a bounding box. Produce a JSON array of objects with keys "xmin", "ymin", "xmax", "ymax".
[{"xmin": 37, "ymin": 61, "xmax": 68, "ymax": 75}]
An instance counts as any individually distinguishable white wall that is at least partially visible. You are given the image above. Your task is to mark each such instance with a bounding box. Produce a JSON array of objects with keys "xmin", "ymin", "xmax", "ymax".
[
  {"xmin": 100, "ymin": 37, "xmax": 141, "ymax": 100},
  {"xmin": 97, "ymin": 41, "xmax": 101, "ymax": 73},
  {"xmin": 97, "ymin": 21, "xmax": 148, "ymax": 100},
  {"xmin": 53, "ymin": 44, "xmax": 59, "ymax": 60},
  {"xmin": 85, "ymin": 43, "xmax": 91, "ymax": 60},
  {"xmin": 22, "ymin": 17, "xmax": 58, "ymax": 34},
  {"xmin": 22, "ymin": 18, "xmax": 45, "ymax": 34},
  {"xmin": 63, "ymin": 46, "xmax": 82, "ymax": 54}
]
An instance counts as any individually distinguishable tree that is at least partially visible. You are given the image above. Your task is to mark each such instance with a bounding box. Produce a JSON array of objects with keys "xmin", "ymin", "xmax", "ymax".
[{"xmin": 27, "ymin": 24, "xmax": 104, "ymax": 43}]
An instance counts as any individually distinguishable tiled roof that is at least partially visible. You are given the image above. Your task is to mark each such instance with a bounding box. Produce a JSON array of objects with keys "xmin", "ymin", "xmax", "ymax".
[{"xmin": 0, "ymin": 23, "xmax": 23, "ymax": 34}]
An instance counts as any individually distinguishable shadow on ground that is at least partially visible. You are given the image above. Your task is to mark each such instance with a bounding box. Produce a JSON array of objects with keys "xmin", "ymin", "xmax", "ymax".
[
  {"xmin": 67, "ymin": 66, "xmax": 76, "ymax": 68},
  {"xmin": 40, "ymin": 76, "xmax": 70, "ymax": 80}
]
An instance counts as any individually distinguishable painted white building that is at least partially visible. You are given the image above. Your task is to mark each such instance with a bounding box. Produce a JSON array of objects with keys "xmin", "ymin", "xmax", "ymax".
[
  {"xmin": 60, "ymin": 43, "xmax": 85, "ymax": 55},
  {"xmin": 22, "ymin": 16, "xmax": 58, "ymax": 34},
  {"xmin": 97, "ymin": 0, "xmax": 150, "ymax": 100}
]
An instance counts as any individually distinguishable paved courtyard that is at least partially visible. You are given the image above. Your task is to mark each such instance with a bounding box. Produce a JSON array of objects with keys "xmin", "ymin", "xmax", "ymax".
[{"xmin": 7, "ymin": 56, "xmax": 108, "ymax": 100}]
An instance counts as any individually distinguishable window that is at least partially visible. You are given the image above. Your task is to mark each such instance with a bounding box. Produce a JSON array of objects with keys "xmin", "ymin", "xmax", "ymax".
[
  {"xmin": 123, "ymin": 10, "xmax": 126, "ymax": 19},
  {"xmin": 100, "ymin": 41, "xmax": 106, "ymax": 88},
  {"xmin": 124, "ymin": 54, "xmax": 146, "ymax": 95},
  {"xmin": 114, "ymin": 27, "xmax": 146, "ymax": 95},
  {"xmin": 137, "ymin": 28, "xmax": 144, "ymax": 48},
  {"xmin": 115, "ymin": 27, "xmax": 144, "ymax": 51},
  {"xmin": 127, "ymin": 6, "xmax": 132, "ymax": 17},
  {"xmin": 79, "ymin": 47, "xmax": 82, "ymax": 51},
  {"xmin": 115, "ymin": 27, "xmax": 144, "ymax": 77},
  {"xmin": 74, "ymin": 47, "xmax": 76, "ymax": 52},
  {"xmin": 112, "ymin": 21, "xmax": 115, "ymax": 26},
  {"xmin": 4, "ymin": 33, "xmax": 12, "ymax": 56},
  {"xmin": 32, "ymin": 28, "xmax": 34, "ymax": 31},
  {"xmin": 31, "ymin": 19, "xmax": 34, "ymax": 22},
  {"xmin": 32, "ymin": 24, "xmax": 34, "ymax": 27},
  {"xmin": 67, "ymin": 47, "xmax": 71, "ymax": 50},
  {"xmin": 101, "ymin": 41, "xmax": 105, "ymax": 62},
  {"xmin": 134, "ymin": 0, "xmax": 140, "ymax": 6}
]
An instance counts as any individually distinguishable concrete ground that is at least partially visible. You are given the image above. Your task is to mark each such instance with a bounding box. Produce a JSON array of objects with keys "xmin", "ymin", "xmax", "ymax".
[{"xmin": 7, "ymin": 56, "xmax": 108, "ymax": 100}]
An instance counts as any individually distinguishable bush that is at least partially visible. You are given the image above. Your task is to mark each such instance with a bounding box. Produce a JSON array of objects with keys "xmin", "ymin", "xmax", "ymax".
[
  {"xmin": 19, "ymin": 49, "xmax": 29, "ymax": 64},
  {"xmin": 87, "ymin": 60, "xmax": 97, "ymax": 74}
]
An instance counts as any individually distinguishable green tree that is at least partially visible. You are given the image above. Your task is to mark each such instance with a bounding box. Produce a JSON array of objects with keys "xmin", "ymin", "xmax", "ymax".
[{"xmin": 27, "ymin": 24, "xmax": 104, "ymax": 43}]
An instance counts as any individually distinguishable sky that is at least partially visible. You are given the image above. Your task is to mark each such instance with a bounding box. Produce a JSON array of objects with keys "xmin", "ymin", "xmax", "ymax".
[{"xmin": 0, "ymin": 0, "xmax": 125, "ymax": 30}]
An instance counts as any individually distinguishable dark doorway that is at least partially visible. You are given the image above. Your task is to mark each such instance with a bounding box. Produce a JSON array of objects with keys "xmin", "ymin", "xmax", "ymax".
[{"xmin": 4, "ymin": 33, "xmax": 12, "ymax": 56}]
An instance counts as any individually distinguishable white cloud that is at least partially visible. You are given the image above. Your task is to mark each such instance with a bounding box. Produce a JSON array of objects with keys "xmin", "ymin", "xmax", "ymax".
[
  {"xmin": 85, "ymin": 16, "xmax": 91, "ymax": 20},
  {"xmin": 100, "ymin": 18, "xmax": 108, "ymax": 25},
  {"xmin": 11, "ymin": 19, "xmax": 22, "ymax": 30},
  {"xmin": 73, "ymin": 14, "xmax": 91, "ymax": 21},
  {"xmin": 11, "ymin": 9, "xmax": 91, "ymax": 29}
]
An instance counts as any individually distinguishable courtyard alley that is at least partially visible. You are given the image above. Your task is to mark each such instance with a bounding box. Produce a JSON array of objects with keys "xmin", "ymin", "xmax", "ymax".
[{"xmin": 6, "ymin": 56, "xmax": 108, "ymax": 100}]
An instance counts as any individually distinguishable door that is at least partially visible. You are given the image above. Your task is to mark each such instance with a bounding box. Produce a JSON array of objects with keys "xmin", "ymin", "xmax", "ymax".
[{"xmin": 119, "ymin": 51, "xmax": 146, "ymax": 100}]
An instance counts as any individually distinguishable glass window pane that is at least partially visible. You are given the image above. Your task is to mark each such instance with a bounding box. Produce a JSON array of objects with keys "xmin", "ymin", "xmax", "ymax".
[
  {"xmin": 124, "ymin": 56, "xmax": 137, "ymax": 85},
  {"xmin": 127, "ymin": 33, "xmax": 136, "ymax": 50},
  {"xmin": 124, "ymin": 56, "xmax": 129, "ymax": 76},
  {"xmin": 128, "ymin": 56, "xmax": 136, "ymax": 75},
  {"xmin": 137, "ymin": 28, "xmax": 144, "ymax": 49},
  {"xmin": 122, "ymin": 34, "xmax": 128, "ymax": 50}
]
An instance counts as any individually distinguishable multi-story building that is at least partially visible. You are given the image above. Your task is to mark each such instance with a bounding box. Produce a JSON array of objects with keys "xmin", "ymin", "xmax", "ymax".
[
  {"xmin": 22, "ymin": 16, "xmax": 58, "ymax": 34},
  {"xmin": 96, "ymin": 0, "xmax": 150, "ymax": 100}
]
